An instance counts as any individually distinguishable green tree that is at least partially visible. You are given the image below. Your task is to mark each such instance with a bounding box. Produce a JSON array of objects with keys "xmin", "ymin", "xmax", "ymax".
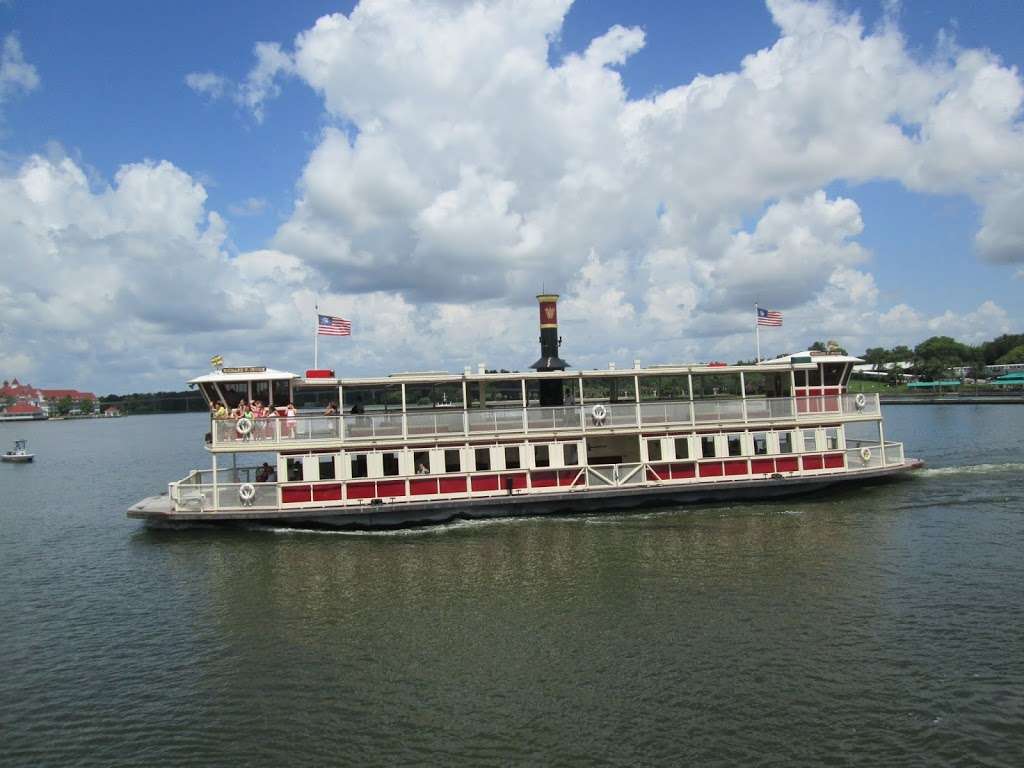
[
  {"xmin": 913, "ymin": 336, "xmax": 972, "ymax": 380},
  {"xmin": 809, "ymin": 340, "xmax": 828, "ymax": 352},
  {"xmin": 79, "ymin": 397, "xmax": 94, "ymax": 415},
  {"xmin": 995, "ymin": 344, "xmax": 1024, "ymax": 365},
  {"xmin": 56, "ymin": 396, "xmax": 74, "ymax": 416},
  {"xmin": 889, "ymin": 345, "xmax": 913, "ymax": 362},
  {"xmin": 863, "ymin": 347, "xmax": 888, "ymax": 370}
]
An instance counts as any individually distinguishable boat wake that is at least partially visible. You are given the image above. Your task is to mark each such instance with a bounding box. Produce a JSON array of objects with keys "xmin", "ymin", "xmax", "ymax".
[{"xmin": 920, "ymin": 462, "xmax": 1024, "ymax": 477}]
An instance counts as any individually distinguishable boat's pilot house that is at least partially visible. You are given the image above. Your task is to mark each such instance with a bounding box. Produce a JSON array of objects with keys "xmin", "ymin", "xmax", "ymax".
[{"xmin": 191, "ymin": 367, "xmax": 298, "ymax": 412}]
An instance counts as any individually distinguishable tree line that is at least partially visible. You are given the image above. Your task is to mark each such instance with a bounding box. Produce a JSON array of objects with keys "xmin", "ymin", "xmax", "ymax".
[{"xmin": 859, "ymin": 333, "xmax": 1024, "ymax": 381}]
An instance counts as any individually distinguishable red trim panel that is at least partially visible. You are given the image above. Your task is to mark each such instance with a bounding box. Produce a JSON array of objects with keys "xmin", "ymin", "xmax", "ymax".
[
  {"xmin": 647, "ymin": 464, "xmax": 671, "ymax": 482},
  {"xmin": 775, "ymin": 457, "xmax": 799, "ymax": 472},
  {"xmin": 530, "ymin": 471, "xmax": 558, "ymax": 488},
  {"xmin": 282, "ymin": 485, "xmax": 312, "ymax": 504},
  {"xmin": 801, "ymin": 455, "xmax": 824, "ymax": 471},
  {"xmin": 699, "ymin": 462, "xmax": 724, "ymax": 477},
  {"xmin": 312, "ymin": 484, "xmax": 342, "ymax": 502},
  {"xmin": 438, "ymin": 477, "xmax": 467, "ymax": 494},
  {"xmin": 376, "ymin": 480, "xmax": 406, "ymax": 497},
  {"xmin": 410, "ymin": 478, "xmax": 439, "ymax": 496},
  {"xmin": 724, "ymin": 460, "xmax": 748, "ymax": 476},
  {"xmin": 346, "ymin": 482, "xmax": 376, "ymax": 500},
  {"xmin": 500, "ymin": 473, "xmax": 529, "ymax": 490},
  {"xmin": 558, "ymin": 470, "xmax": 583, "ymax": 486},
  {"xmin": 823, "ymin": 453, "xmax": 845, "ymax": 469},
  {"xmin": 670, "ymin": 463, "xmax": 695, "ymax": 479},
  {"xmin": 751, "ymin": 459, "xmax": 775, "ymax": 474},
  {"xmin": 471, "ymin": 474, "xmax": 501, "ymax": 492}
]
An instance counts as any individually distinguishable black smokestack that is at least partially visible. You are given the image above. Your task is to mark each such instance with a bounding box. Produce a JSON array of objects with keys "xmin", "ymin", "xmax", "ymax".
[{"xmin": 530, "ymin": 293, "xmax": 569, "ymax": 406}]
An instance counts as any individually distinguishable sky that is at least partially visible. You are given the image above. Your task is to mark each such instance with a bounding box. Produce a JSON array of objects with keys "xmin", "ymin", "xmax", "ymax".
[{"xmin": 1, "ymin": 0, "xmax": 1023, "ymax": 394}]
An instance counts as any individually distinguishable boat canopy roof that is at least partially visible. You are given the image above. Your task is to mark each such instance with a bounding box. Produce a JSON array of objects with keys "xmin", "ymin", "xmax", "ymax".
[
  {"xmin": 758, "ymin": 351, "xmax": 864, "ymax": 366},
  {"xmin": 189, "ymin": 367, "xmax": 298, "ymax": 385}
]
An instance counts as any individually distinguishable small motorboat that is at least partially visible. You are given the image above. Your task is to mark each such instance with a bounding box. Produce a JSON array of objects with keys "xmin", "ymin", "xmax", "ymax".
[{"xmin": 2, "ymin": 439, "xmax": 34, "ymax": 463}]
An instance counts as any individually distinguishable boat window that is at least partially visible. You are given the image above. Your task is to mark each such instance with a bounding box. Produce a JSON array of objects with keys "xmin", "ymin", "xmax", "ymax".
[
  {"xmin": 777, "ymin": 431, "xmax": 794, "ymax": 454},
  {"xmin": 647, "ymin": 439, "xmax": 662, "ymax": 461},
  {"xmin": 504, "ymin": 445, "xmax": 521, "ymax": 470},
  {"xmin": 727, "ymin": 434, "xmax": 743, "ymax": 457},
  {"xmin": 406, "ymin": 381, "xmax": 464, "ymax": 410},
  {"xmin": 344, "ymin": 384, "xmax": 401, "ymax": 413},
  {"xmin": 824, "ymin": 427, "xmax": 840, "ymax": 450},
  {"xmin": 220, "ymin": 381, "xmax": 248, "ymax": 408},
  {"xmin": 382, "ymin": 452, "xmax": 400, "ymax": 477},
  {"xmin": 286, "ymin": 457, "xmax": 303, "ymax": 482},
  {"xmin": 475, "ymin": 447, "xmax": 491, "ymax": 471},
  {"xmin": 199, "ymin": 383, "xmax": 219, "ymax": 405},
  {"xmin": 692, "ymin": 372, "xmax": 741, "ymax": 399},
  {"xmin": 700, "ymin": 436, "xmax": 717, "ymax": 458},
  {"xmin": 581, "ymin": 375, "xmax": 636, "ymax": 404},
  {"xmin": 822, "ymin": 364, "xmax": 845, "ymax": 387},
  {"xmin": 534, "ymin": 444, "xmax": 550, "ymax": 468},
  {"xmin": 272, "ymin": 379, "xmax": 291, "ymax": 408},
  {"xmin": 413, "ymin": 450, "xmax": 430, "ymax": 474},
  {"xmin": 639, "ymin": 374, "xmax": 689, "ymax": 401},
  {"xmin": 802, "ymin": 429, "xmax": 818, "ymax": 451},
  {"xmin": 350, "ymin": 454, "xmax": 368, "ymax": 479},
  {"xmin": 252, "ymin": 380, "xmax": 270, "ymax": 407},
  {"xmin": 752, "ymin": 432, "xmax": 768, "ymax": 455},
  {"xmin": 469, "ymin": 378, "xmax": 523, "ymax": 408},
  {"xmin": 444, "ymin": 449, "xmax": 461, "ymax": 473},
  {"xmin": 674, "ymin": 437, "xmax": 689, "ymax": 459},
  {"xmin": 295, "ymin": 384, "xmax": 335, "ymax": 410},
  {"xmin": 564, "ymin": 443, "xmax": 579, "ymax": 466},
  {"xmin": 319, "ymin": 455, "xmax": 336, "ymax": 480}
]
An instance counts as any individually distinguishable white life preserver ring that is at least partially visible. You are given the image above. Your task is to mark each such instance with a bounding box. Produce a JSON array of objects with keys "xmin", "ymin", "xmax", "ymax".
[
  {"xmin": 236, "ymin": 417, "xmax": 253, "ymax": 435},
  {"xmin": 859, "ymin": 447, "xmax": 872, "ymax": 463},
  {"xmin": 591, "ymin": 404, "xmax": 608, "ymax": 423},
  {"xmin": 239, "ymin": 483, "xmax": 256, "ymax": 503},
  {"xmin": 854, "ymin": 393, "xmax": 867, "ymax": 410}
]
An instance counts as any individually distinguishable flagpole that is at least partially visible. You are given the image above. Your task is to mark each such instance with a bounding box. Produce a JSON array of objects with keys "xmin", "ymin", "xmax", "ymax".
[
  {"xmin": 314, "ymin": 302, "xmax": 319, "ymax": 370},
  {"xmin": 754, "ymin": 303, "xmax": 761, "ymax": 363}
]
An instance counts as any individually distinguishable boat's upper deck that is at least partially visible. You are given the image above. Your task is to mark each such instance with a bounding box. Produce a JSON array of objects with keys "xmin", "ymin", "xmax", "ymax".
[{"xmin": 193, "ymin": 354, "xmax": 873, "ymax": 452}]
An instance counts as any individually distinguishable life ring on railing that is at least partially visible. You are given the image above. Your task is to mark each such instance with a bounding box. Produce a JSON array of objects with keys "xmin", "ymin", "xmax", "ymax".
[
  {"xmin": 239, "ymin": 483, "xmax": 256, "ymax": 503},
  {"xmin": 859, "ymin": 447, "xmax": 872, "ymax": 463},
  {"xmin": 236, "ymin": 417, "xmax": 253, "ymax": 436},
  {"xmin": 854, "ymin": 393, "xmax": 867, "ymax": 410},
  {"xmin": 591, "ymin": 404, "xmax": 608, "ymax": 424}
]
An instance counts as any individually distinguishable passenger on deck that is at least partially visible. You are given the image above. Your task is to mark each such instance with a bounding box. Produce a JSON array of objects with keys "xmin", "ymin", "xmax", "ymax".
[
  {"xmin": 256, "ymin": 462, "xmax": 275, "ymax": 482},
  {"xmin": 350, "ymin": 399, "xmax": 365, "ymax": 415},
  {"xmin": 416, "ymin": 462, "xmax": 429, "ymax": 475},
  {"xmin": 214, "ymin": 401, "xmax": 228, "ymax": 419},
  {"xmin": 324, "ymin": 402, "xmax": 337, "ymax": 416},
  {"xmin": 285, "ymin": 402, "xmax": 297, "ymax": 438}
]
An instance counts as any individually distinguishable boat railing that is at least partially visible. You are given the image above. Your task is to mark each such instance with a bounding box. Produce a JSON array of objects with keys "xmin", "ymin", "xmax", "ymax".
[
  {"xmin": 170, "ymin": 438, "xmax": 906, "ymax": 512},
  {"xmin": 208, "ymin": 393, "xmax": 882, "ymax": 447}
]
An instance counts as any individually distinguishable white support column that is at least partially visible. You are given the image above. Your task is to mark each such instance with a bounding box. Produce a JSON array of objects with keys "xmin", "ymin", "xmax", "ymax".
[
  {"xmin": 878, "ymin": 419, "xmax": 887, "ymax": 467},
  {"xmin": 400, "ymin": 383, "xmax": 407, "ymax": 439},
  {"xmin": 633, "ymin": 374, "xmax": 641, "ymax": 428},
  {"xmin": 739, "ymin": 371, "xmax": 747, "ymax": 423},
  {"xmin": 211, "ymin": 454, "xmax": 218, "ymax": 511},
  {"xmin": 462, "ymin": 380, "xmax": 469, "ymax": 436}
]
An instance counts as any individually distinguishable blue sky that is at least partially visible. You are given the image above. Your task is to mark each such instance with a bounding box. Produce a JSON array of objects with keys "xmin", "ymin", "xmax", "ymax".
[{"xmin": 1, "ymin": 0, "xmax": 1023, "ymax": 392}]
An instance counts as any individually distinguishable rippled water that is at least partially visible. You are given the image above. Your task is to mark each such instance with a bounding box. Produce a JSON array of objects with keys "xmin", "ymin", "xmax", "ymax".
[{"xmin": 1, "ymin": 406, "xmax": 1022, "ymax": 766}]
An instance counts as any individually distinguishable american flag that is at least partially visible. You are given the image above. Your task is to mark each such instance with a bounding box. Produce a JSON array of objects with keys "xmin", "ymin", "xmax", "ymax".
[
  {"xmin": 757, "ymin": 307, "xmax": 783, "ymax": 327},
  {"xmin": 318, "ymin": 314, "xmax": 351, "ymax": 336}
]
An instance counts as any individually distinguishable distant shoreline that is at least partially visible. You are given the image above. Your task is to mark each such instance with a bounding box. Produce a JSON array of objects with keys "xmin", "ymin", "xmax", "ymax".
[{"xmin": 881, "ymin": 395, "xmax": 1024, "ymax": 405}]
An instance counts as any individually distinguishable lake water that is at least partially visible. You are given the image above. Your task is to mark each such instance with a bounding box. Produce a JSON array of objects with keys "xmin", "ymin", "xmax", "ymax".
[{"xmin": 1, "ymin": 406, "xmax": 1022, "ymax": 766}]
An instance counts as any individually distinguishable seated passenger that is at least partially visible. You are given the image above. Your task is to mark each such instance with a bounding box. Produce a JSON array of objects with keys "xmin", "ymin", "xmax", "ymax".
[{"xmin": 255, "ymin": 462, "xmax": 274, "ymax": 482}]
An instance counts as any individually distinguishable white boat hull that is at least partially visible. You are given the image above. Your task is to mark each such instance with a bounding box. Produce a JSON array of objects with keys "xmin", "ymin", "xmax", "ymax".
[{"xmin": 129, "ymin": 460, "xmax": 922, "ymax": 529}]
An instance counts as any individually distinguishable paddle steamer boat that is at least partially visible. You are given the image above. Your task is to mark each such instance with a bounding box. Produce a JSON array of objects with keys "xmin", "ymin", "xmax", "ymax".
[{"xmin": 129, "ymin": 295, "xmax": 920, "ymax": 527}]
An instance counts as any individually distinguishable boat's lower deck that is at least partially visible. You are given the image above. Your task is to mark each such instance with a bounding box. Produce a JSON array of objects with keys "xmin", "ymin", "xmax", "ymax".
[{"xmin": 129, "ymin": 459, "xmax": 923, "ymax": 529}]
